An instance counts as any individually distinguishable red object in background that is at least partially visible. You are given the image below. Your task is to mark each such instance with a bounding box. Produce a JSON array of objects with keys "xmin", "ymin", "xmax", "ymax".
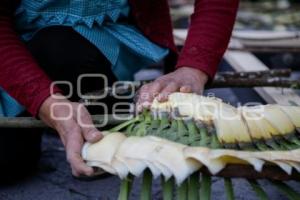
[{"xmin": 0, "ymin": 0, "xmax": 238, "ymax": 116}]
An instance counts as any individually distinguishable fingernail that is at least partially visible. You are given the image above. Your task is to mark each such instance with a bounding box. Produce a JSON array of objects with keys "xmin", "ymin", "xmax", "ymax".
[
  {"xmin": 180, "ymin": 86, "xmax": 190, "ymax": 93},
  {"xmin": 85, "ymin": 167, "xmax": 94, "ymax": 176},
  {"xmin": 142, "ymin": 101, "xmax": 151, "ymax": 108},
  {"xmin": 136, "ymin": 104, "xmax": 142, "ymax": 113},
  {"xmin": 91, "ymin": 131, "xmax": 100, "ymax": 138},
  {"xmin": 72, "ymin": 169, "xmax": 79, "ymax": 177},
  {"xmin": 157, "ymin": 95, "xmax": 166, "ymax": 102}
]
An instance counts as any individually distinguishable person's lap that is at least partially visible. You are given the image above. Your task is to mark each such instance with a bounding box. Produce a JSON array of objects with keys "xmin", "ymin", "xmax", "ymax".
[{"xmin": 0, "ymin": 26, "xmax": 118, "ymax": 182}]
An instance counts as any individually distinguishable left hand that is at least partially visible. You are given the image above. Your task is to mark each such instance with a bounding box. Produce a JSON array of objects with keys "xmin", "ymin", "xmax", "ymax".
[
  {"xmin": 136, "ymin": 67, "xmax": 208, "ymax": 111},
  {"xmin": 39, "ymin": 94, "xmax": 103, "ymax": 177}
]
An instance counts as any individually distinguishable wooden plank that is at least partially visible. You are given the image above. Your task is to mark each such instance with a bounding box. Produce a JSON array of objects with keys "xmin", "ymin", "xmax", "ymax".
[
  {"xmin": 236, "ymin": 38, "xmax": 300, "ymax": 48},
  {"xmin": 224, "ymin": 39, "xmax": 300, "ymax": 105},
  {"xmin": 173, "ymin": 29, "xmax": 187, "ymax": 46},
  {"xmin": 173, "ymin": 29, "xmax": 300, "ymax": 48},
  {"xmin": 232, "ymin": 31, "xmax": 300, "ymax": 40}
]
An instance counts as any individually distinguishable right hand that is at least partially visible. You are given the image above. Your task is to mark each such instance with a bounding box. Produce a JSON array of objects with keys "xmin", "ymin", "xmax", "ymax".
[{"xmin": 38, "ymin": 94, "xmax": 103, "ymax": 176}]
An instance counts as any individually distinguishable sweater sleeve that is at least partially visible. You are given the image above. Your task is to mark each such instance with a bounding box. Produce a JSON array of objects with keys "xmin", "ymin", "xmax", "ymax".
[
  {"xmin": 0, "ymin": 2, "xmax": 61, "ymax": 116},
  {"xmin": 176, "ymin": 0, "xmax": 239, "ymax": 79}
]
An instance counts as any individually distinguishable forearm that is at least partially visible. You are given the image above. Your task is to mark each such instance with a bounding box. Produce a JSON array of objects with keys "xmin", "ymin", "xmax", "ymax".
[
  {"xmin": 176, "ymin": 0, "xmax": 239, "ymax": 79},
  {"xmin": 0, "ymin": 15, "xmax": 60, "ymax": 116}
]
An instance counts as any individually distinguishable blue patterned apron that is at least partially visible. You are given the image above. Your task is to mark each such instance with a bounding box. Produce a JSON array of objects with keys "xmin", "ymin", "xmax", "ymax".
[{"xmin": 0, "ymin": 0, "xmax": 169, "ymax": 117}]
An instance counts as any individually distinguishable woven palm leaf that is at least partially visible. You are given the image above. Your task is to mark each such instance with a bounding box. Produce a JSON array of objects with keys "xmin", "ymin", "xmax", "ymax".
[{"xmin": 82, "ymin": 93, "xmax": 300, "ymax": 200}]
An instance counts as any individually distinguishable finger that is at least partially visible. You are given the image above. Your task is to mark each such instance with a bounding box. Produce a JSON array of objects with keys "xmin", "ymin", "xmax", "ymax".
[
  {"xmin": 157, "ymin": 82, "xmax": 179, "ymax": 102},
  {"xmin": 138, "ymin": 82, "xmax": 163, "ymax": 103},
  {"xmin": 77, "ymin": 105, "xmax": 103, "ymax": 143},
  {"xmin": 180, "ymin": 85, "xmax": 192, "ymax": 93},
  {"xmin": 192, "ymin": 85, "xmax": 204, "ymax": 95},
  {"xmin": 65, "ymin": 124, "xmax": 94, "ymax": 176},
  {"xmin": 136, "ymin": 101, "xmax": 152, "ymax": 113},
  {"xmin": 82, "ymin": 125, "xmax": 103, "ymax": 143},
  {"xmin": 137, "ymin": 81, "xmax": 165, "ymax": 107},
  {"xmin": 69, "ymin": 152, "xmax": 94, "ymax": 177}
]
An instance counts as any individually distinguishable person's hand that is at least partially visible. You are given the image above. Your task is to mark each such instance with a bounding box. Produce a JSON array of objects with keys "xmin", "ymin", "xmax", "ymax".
[
  {"xmin": 39, "ymin": 94, "xmax": 103, "ymax": 176},
  {"xmin": 137, "ymin": 67, "xmax": 208, "ymax": 110}
]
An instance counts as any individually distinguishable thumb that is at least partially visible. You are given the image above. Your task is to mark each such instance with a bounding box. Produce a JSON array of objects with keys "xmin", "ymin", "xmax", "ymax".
[
  {"xmin": 77, "ymin": 104, "xmax": 103, "ymax": 143},
  {"xmin": 82, "ymin": 126, "xmax": 103, "ymax": 143},
  {"xmin": 179, "ymin": 85, "xmax": 192, "ymax": 93}
]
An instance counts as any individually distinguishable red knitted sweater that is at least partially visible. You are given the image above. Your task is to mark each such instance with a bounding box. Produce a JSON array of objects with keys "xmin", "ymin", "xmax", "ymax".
[{"xmin": 0, "ymin": 0, "xmax": 239, "ymax": 116}]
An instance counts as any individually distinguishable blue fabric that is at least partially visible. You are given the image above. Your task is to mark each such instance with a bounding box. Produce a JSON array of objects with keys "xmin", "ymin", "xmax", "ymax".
[
  {"xmin": 0, "ymin": 88, "xmax": 24, "ymax": 117},
  {"xmin": 14, "ymin": 0, "xmax": 169, "ymax": 80},
  {"xmin": 0, "ymin": 0, "xmax": 169, "ymax": 117}
]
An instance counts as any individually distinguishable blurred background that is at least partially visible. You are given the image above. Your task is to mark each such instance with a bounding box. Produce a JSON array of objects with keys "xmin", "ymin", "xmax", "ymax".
[{"xmin": 169, "ymin": 0, "xmax": 300, "ymax": 71}]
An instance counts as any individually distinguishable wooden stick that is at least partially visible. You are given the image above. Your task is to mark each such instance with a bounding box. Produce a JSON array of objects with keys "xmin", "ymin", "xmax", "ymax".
[
  {"xmin": 201, "ymin": 165, "xmax": 300, "ymax": 181},
  {"xmin": 140, "ymin": 70, "xmax": 298, "ymax": 90},
  {"xmin": 83, "ymin": 70, "xmax": 296, "ymax": 100},
  {"xmin": 216, "ymin": 69, "xmax": 291, "ymax": 79},
  {"xmin": 0, "ymin": 70, "xmax": 298, "ymax": 129},
  {"xmin": 0, "ymin": 114, "xmax": 131, "ymax": 129},
  {"xmin": 210, "ymin": 77, "xmax": 300, "ymax": 89},
  {"xmin": 229, "ymin": 46, "xmax": 300, "ymax": 53}
]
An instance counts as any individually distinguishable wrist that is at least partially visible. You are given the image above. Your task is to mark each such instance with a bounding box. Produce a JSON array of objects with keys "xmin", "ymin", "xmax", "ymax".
[
  {"xmin": 38, "ymin": 93, "xmax": 68, "ymax": 126},
  {"xmin": 177, "ymin": 66, "xmax": 209, "ymax": 85}
]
